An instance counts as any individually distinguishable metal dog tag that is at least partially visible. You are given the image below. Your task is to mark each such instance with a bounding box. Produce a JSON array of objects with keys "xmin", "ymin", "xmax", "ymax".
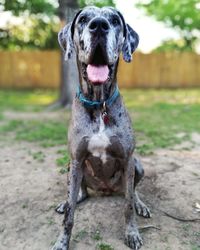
[
  {"xmin": 102, "ymin": 102, "xmax": 109, "ymax": 124},
  {"xmin": 102, "ymin": 111, "xmax": 109, "ymax": 124}
]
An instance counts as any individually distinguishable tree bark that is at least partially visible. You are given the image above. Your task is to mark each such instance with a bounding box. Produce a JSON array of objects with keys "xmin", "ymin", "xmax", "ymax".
[{"xmin": 57, "ymin": 0, "xmax": 79, "ymax": 107}]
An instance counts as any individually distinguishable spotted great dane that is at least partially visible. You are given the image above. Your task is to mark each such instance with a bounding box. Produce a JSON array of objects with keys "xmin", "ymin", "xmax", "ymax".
[{"xmin": 52, "ymin": 6, "xmax": 151, "ymax": 250}]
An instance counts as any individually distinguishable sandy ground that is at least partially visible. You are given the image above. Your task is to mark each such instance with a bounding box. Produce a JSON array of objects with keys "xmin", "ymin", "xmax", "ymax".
[{"xmin": 0, "ymin": 112, "xmax": 200, "ymax": 250}]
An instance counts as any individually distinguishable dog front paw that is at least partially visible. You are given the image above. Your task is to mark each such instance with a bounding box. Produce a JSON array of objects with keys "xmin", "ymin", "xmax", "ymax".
[
  {"xmin": 51, "ymin": 233, "xmax": 69, "ymax": 250},
  {"xmin": 55, "ymin": 203, "xmax": 66, "ymax": 214},
  {"xmin": 125, "ymin": 225, "xmax": 143, "ymax": 250},
  {"xmin": 135, "ymin": 200, "xmax": 151, "ymax": 218}
]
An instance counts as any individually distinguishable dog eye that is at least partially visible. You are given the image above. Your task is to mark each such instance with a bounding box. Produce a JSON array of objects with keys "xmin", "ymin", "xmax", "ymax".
[
  {"xmin": 112, "ymin": 17, "xmax": 120, "ymax": 26},
  {"xmin": 79, "ymin": 16, "xmax": 87, "ymax": 24}
]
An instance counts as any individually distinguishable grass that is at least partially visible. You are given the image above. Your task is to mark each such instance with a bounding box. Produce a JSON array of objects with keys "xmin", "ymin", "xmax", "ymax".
[
  {"xmin": 56, "ymin": 149, "xmax": 70, "ymax": 174},
  {"xmin": 31, "ymin": 151, "xmax": 45, "ymax": 162},
  {"xmin": 92, "ymin": 230, "xmax": 103, "ymax": 241},
  {"xmin": 1, "ymin": 89, "xmax": 200, "ymax": 155},
  {"xmin": 56, "ymin": 149, "xmax": 70, "ymax": 166},
  {"xmin": 0, "ymin": 89, "xmax": 57, "ymax": 112},
  {"xmin": 96, "ymin": 242, "xmax": 114, "ymax": 250},
  {"xmin": 0, "ymin": 119, "xmax": 67, "ymax": 147},
  {"xmin": 191, "ymin": 246, "xmax": 200, "ymax": 250},
  {"xmin": 121, "ymin": 89, "xmax": 200, "ymax": 154},
  {"xmin": 73, "ymin": 229, "xmax": 88, "ymax": 242}
]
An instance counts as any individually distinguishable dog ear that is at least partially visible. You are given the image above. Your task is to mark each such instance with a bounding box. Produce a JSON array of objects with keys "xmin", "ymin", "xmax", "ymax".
[
  {"xmin": 58, "ymin": 10, "xmax": 82, "ymax": 61},
  {"xmin": 117, "ymin": 11, "xmax": 139, "ymax": 62},
  {"xmin": 122, "ymin": 24, "xmax": 139, "ymax": 62}
]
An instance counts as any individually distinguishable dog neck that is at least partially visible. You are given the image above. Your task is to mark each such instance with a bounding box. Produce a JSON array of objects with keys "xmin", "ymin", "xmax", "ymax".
[{"xmin": 76, "ymin": 59, "xmax": 119, "ymax": 104}]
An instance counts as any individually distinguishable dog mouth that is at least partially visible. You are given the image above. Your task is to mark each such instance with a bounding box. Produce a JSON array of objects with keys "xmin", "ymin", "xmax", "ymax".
[{"xmin": 85, "ymin": 44, "xmax": 111, "ymax": 85}]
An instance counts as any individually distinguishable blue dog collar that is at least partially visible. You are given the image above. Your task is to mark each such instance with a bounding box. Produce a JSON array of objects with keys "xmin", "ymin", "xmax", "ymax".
[{"xmin": 76, "ymin": 85, "xmax": 120, "ymax": 108}]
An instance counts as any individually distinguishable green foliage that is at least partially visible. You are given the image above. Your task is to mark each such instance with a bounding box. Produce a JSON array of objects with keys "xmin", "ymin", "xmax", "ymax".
[
  {"xmin": 153, "ymin": 39, "xmax": 195, "ymax": 52},
  {"xmin": 136, "ymin": 0, "xmax": 200, "ymax": 51},
  {"xmin": 96, "ymin": 242, "xmax": 114, "ymax": 250},
  {"xmin": 0, "ymin": 0, "xmax": 58, "ymax": 50},
  {"xmin": 0, "ymin": 17, "xmax": 59, "ymax": 50},
  {"xmin": 1, "ymin": 0, "xmax": 56, "ymax": 16},
  {"xmin": 79, "ymin": 0, "xmax": 115, "ymax": 8},
  {"xmin": 0, "ymin": 0, "xmax": 115, "ymax": 50}
]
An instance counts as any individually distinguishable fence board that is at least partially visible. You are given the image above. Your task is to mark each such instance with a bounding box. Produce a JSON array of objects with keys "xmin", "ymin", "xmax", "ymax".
[
  {"xmin": 0, "ymin": 51, "xmax": 199, "ymax": 89},
  {"xmin": 0, "ymin": 51, "xmax": 61, "ymax": 89}
]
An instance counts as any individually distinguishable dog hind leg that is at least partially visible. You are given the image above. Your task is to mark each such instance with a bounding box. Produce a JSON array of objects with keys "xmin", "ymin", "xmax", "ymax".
[
  {"xmin": 134, "ymin": 157, "xmax": 151, "ymax": 218},
  {"xmin": 77, "ymin": 177, "xmax": 88, "ymax": 203}
]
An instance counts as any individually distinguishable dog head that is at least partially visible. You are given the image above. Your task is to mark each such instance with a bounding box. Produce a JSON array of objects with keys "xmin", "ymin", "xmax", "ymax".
[{"xmin": 58, "ymin": 6, "xmax": 139, "ymax": 86}]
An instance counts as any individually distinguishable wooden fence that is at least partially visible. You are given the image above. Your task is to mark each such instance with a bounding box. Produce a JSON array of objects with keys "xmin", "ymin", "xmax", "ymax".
[{"xmin": 0, "ymin": 51, "xmax": 200, "ymax": 89}]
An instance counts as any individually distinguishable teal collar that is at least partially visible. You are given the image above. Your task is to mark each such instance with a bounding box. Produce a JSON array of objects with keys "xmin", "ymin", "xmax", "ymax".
[{"xmin": 76, "ymin": 86, "xmax": 119, "ymax": 108}]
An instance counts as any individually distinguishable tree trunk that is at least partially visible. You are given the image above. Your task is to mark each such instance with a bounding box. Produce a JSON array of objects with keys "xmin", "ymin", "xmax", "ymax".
[{"xmin": 57, "ymin": 0, "xmax": 79, "ymax": 107}]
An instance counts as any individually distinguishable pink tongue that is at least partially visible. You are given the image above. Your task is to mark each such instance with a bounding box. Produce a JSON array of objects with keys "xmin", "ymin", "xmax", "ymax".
[{"xmin": 87, "ymin": 64, "xmax": 109, "ymax": 84}]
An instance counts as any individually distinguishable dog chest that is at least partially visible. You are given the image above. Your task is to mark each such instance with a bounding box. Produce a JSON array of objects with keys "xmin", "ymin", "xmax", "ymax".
[{"xmin": 88, "ymin": 116, "xmax": 110, "ymax": 164}]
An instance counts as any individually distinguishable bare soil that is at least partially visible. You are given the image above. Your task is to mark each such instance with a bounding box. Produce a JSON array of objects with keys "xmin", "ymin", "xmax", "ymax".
[{"xmin": 0, "ymin": 112, "xmax": 200, "ymax": 250}]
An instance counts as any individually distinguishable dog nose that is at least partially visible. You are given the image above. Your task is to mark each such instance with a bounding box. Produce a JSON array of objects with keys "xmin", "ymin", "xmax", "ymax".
[{"xmin": 89, "ymin": 17, "xmax": 109, "ymax": 34}]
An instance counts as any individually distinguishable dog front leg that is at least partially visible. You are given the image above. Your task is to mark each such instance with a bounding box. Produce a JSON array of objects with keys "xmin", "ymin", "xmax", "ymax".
[
  {"xmin": 52, "ymin": 160, "xmax": 83, "ymax": 250},
  {"xmin": 124, "ymin": 157, "xmax": 143, "ymax": 250}
]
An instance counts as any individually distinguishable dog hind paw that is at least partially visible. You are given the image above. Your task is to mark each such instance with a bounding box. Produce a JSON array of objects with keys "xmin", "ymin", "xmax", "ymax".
[
  {"xmin": 55, "ymin": 203, "xmax": 66, "ymax": 214},
  {"xmin": 125, "ymin": 228, "xmax": 143, "ymax": 250},
  {"xmin": 77, "ymin": 192, "xmax": 88, "ymax": 204},
  {"xmin": 135, "ymin": 200, "xmax": 151, "ymax": 218}
]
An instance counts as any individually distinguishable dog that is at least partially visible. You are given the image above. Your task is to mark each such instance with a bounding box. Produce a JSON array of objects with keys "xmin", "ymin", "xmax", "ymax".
[{"xmin": 52, "ymin": 6, "xmax": 151, "ymax": 250}]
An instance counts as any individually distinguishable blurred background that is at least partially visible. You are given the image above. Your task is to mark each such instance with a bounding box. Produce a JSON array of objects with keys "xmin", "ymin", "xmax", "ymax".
[
  {"xmin": 0, "ymin": 0, "xmax": 200, "ymax": 151},
  {"xmin": 0, "ymin": 0, "xmax": 200, "ymax": 106}
]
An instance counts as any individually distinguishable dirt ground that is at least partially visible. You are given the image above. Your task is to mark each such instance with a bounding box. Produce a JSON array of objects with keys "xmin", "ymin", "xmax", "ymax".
[{"xmin": 0, "ymin": 111, "xmax": 200, "ymax": 250}]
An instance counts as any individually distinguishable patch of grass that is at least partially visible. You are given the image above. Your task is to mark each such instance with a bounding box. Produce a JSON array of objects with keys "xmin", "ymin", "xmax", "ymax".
[
  {"xmin": 0, "ymin": 113, "xmax": 4, "ymax": 120},
  {"xmin": 22, "ymin": 204, "xmax": 28, "ymax": 209},
  {"xmin": 0, "ymin": 120, "xmax": 24, "ymax": 133},
  {"xmin": 56, "ymin": 151, "xmax": 70, "ymax": 166},
  {"xmin": 182, "ymin": 223, "xmax": 191, "ymax": 232},
  {"xmin": 56, "ymin": 149, "xmax": 70, "ymax": 174},
  {"xmin": 58, "ymin": 166, "xmax": 69, "ymax": 174},
  {"xmin": 120, "ymin": 89, "xmax": 200, "ymax": 154},
  {"xmin": 193, "ymin": 231, "xmax": 200, "ymax": 237},
  {"xmin": 160, "ymin": 234, "xmax": 168, "ymax": 243},
  {"xmin": 73, "ymin": 229, "xmax": 88, "ymax": 242},
  {"xmin": 16, "ymin": 120, "xmax": 67, "ymax": 146},
  {"xmin": 191, "ymin": 245, "xmax": 200, "ymax": 250},
  {"xmin": 132, "ymin": 103, "xmax": 200, "ymax": 154},
  {"xmin": 31, "ymin": 151, "xmax": 45, "ymax": 162},
  {"xmin": 1, "ymin": 89, "xmax": 200, "ymax": 155},
  {"xmin": 0, "ymin": 89, "xmax": 57, "ymax": 112},
  {"xmin": 50, "ymin": 240, "xmax": 56, "ymax": 246},
  {"xmin": 96, "ymin": 242, "xmax": 114, "ymax": 250},
  {"xmin": 121, "ymin": 89, "xmax": 200, "ymax": 108},
  {"xmin": 92, "ymin": 230, "xmax": 102, "ymax": 241},
  {"xmin": 0, "ymin": 119, "xmax": 67, "ymax": 147},
  {"xmin": 46, "ymin": 217, "xmax": 55, "ymax": 226}
]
